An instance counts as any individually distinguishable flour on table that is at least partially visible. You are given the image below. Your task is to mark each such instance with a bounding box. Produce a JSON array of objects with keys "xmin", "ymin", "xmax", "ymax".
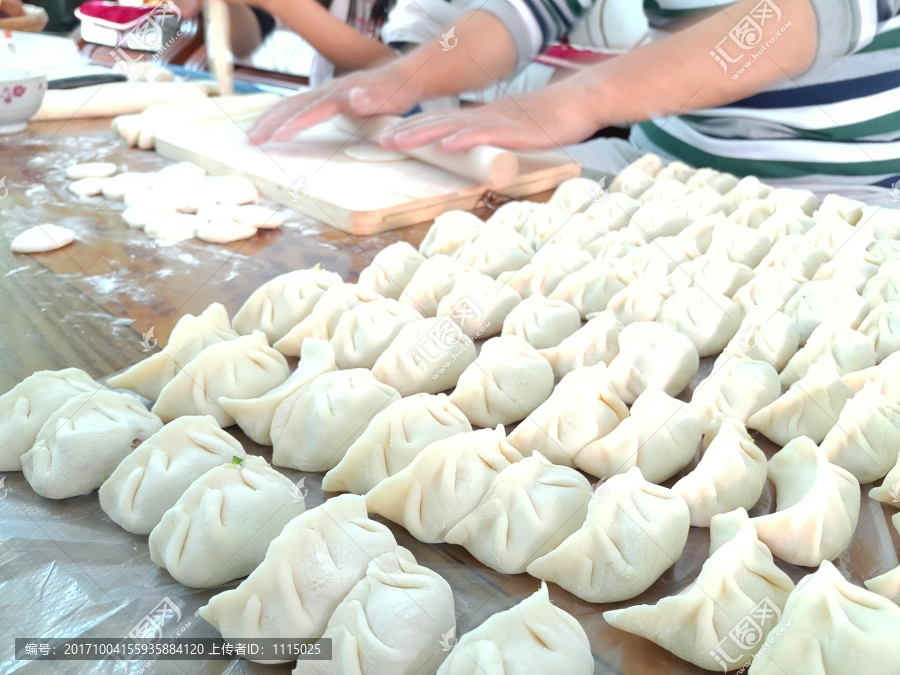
[{"xmin": 11, "ymin": 224, "xmax": 76, "ymax": 253}]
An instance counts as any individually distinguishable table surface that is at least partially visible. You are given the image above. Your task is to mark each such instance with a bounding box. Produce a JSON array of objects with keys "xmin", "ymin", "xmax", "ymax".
[{"xmin": 2, "ymin": 118, "xmax": 899, "ymax": 675}]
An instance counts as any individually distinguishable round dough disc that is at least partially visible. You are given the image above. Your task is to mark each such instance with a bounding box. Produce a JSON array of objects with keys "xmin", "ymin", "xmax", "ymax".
[
  {"xmin": 344, "ymin": 143, "xmax": 409, "ymax": 163},
  {"xmin": 158, "ymin": 161, "xmax": 206, "ymax": 182},
  {"xmin": 197, "ymin": 218, "xmax": 258, "ymax": 243},
  {"xmin": 102, "ymin": 172, "xmax": 159, "ymax": 200},
  {"xmin": 68, "ymin": 177, "xmax": 108, "ymax": 197},
  {"xmin": 66, "ymin": 162, "xmax": 117, "ymax": 180},
  {"xmin": 232, "ymin": 204, "xmax": 285, "ymax": 228},
  {"xmin": 122, "ymin": 206, "xmax": 177, "ymax": 229},
  {"xmin": 144, "ymin": 213, "xmax": 202, "ymax": 241},
  {"xmin": 11, "ymin": 224, "xmax": 76, "ymax": 253},
  {"xmin": 201, "ymin": 175, "xmax": 258, "ymax": 205}
]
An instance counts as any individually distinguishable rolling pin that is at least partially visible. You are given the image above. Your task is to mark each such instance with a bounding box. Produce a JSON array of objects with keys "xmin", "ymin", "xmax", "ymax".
[
  {"xmin": 333, "ymin": 114, "xmax": 520, "ymax": 187},
  {"xmin": 204, "ymin": 0, "xmax": 234, "ymax": 96}
]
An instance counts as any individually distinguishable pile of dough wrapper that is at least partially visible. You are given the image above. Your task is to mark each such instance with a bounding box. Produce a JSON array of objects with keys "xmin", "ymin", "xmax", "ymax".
[{"xmin": 5, "ymin": 152, "xmax": 900, "ymax": 674}]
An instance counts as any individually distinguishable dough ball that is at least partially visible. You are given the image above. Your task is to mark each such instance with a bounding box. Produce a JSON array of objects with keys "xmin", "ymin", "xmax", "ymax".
[
  {"xmin": 11, "ymin": 224, "xmax": 76, "ymax": 253},
  {"xmin": 232, "ymin": 204, "xmax": 285, "ymax": 228},
  {"xmin": 344, "ymin": 143, "xmax": 409, "ymax": 162},
  {"xmin": 68, "ymin": 177, "xmax": 108, "ymax": 197},
  {"xmin": 66, "ymin": 162, "xmax": 117, "ymax": 180},
  {"xmin": 196, "ymin": 218, "xmax": 257, "ymax": 243}
]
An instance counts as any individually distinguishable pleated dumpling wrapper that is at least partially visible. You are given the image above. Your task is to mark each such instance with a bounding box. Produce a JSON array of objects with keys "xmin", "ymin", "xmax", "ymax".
[
  {"xmin": 108, "ymin": 303, "xmax": 238, "ymax": 400},
  {"xmin": 365, "ymin": 426, "xmax": 523, "ymax": 543},
  {"xmin": 549, "ymin": 259, "xmax": 634, "ymax": 319},
  {"xmin": 690, "ymin": 349, "xmax": 781, "ymax": 426},
  {"xmin": 0, "ymin": 368, "xmax": 102, "ymax": 471},
  {"xmin": 322, "ymin": 393, "xmax": 472, "ymax": 495},
  {"xmin": 538, "ymin": 309, "xmax": 624, "ymax": 379},
  {"xmin": 232, "ymin": 265, "xmax": 342, "ymax": 343},
  {"xmin": 779, "ymin": 322, "xmax": 876, "ymax": 387},
  {"xmin": 547, "ymin": 176, "xmax": 600, "ymax": 213},
  {"xmin": 329, "ymin": 298, "xmax": 424, "ymax": 369},
  {"xmin": 869, "ymin": 445, "xmax": 900, "ymax": 505},
  {"xmin": 444, "ymin": 452, "xmax": 592, "ymax": 574},
  {"xmin": 747, "ymin": 357, "xmax": 851, "ymax": 445},
  {"xmin": 217, "ymin": 338, "xmax": 337, "ymax": 445},
  {"xmin": 673, "ymin": 417, "xmax": 767, "ymax": 527},
  {"xmin": 271, "ymin": 368, "xmax": 400, "ymax": 472},
  {"xmin": 435, "ymin": 582, "xmax": 593, "ymax": 675},
  {"xmin": 501, "ymin": 295, "xmax": 581, "ymax": 350},
  {"xmin": 452, "ymin": 226, "xmax": 535, "ymax": 278},
  {"xmin": 356, "ymin": 241, "xmax": 426, "ymax": 299},
  {"xmin": 418, "ymin": 210, "xmax": 485, "ymax": 258},
  {"xmin": 295, "ymin": 547, "xmax": 455, "ymax": 675},
  {"xmin": 198, "ymin": 494, "xmax": 396, "ymax": 660},
  {"xmin": 725, "ymin": 308, "xmax": 799, "ymax": 372},
  {"xmin": 435, "ymin": 273, "xmax": 521, "ymax": 340},
  {"xmin": 22, "ymin": 389, "xmax": 162, "ymax": 499},
  {"xmin": 749, "ymin": 561, "xmax": 900, "ymax": 675},
  {"xmin": 399, "ymin": 254, "xmax": 477, "ymax": 317},
  {"xmin": 152, "ymin": 330, "xmax": 289, "ymax": 427},
  {"xmin": 506, "ymin": 363, "xmax": 628, "ymax": 468},
  {"xmin": 749, "ymin": 436, "xmax": 860, "ymax": 566},
  {"xmin": 527, "ymin": 466, "xmax": 689, "ymax": 603},
  {"xmin": 842, "ymin": 349, "xmax": 900, "ymax": 400},
  {"xmin": 866, "ymin": 557, "xmax": 900, "ymax": 605},
  {"xmin": 582, "ymin": 192, "xmax": 641, "ymax": 231},
  {"xmin": 656, "ymin": 288, "xmax": 745, "ymax": 357},
  {"xmin": 604, "ymin": 518, "xmax": 794, "ymax": 672},
  {"xmin": 782, "ymin": 279, "xmax": 870, "ymax": 345},
  {"xmin": 574, "ymin": 387, "xmax": 704, "ymax": 483},
  {"xmin": 99, "ymin": 415, "xmax": 245, "ymax": 534},
  {"xmin": 273, "ymin": 283, "xmax": 383, "ymax": 356},
  {"xmin": 149, "ymin": 454, "xmax": 305, "ymax": 588},
  {"xmin": 858, "ymin": 300, "xmax": 900, "ymax": 363},
  {"xmin": 495, "ymin": 243, "xmax": 592, "ymax": 298},
  {"xmin": 449, "ymin": 336, "xmax": 554, "ymax": 428}
]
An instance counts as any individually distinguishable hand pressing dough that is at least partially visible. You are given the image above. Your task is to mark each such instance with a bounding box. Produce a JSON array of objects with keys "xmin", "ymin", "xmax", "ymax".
[
  {"xmin": 196, "ymin": 218, "xmax": 257, "ymax": 243},
  {"xmin": 68, "ymin": 177, "xmax": 108, "ymax": 196},
  {"xmin": 149, "ymin": 455, "xmax": 305, "ymax": 588},
  {"xmin": 501, "ymin": 296, "xmax": 581, "ymax": 349},
  {"xmin": 343, "ymin": 142, "xmax": 408, "ymax": 162},
  {"xmin": 99, "ymin": 415, "xmax": 245, "ymax": 534},
  {"xmin": 22, "ymin": 389, "xmax": 163, "ymax": 499},
  {"xmin": 436, "ymin": 273, "xmax": 521, "ymax": 339},
  {"xmin": 66, "ymin": 162, "xmax": 117, "ymax": 179},
  {"xmin": 780, "ymin": 322, "xmax": 876, "ymax": 386},
  {"xmin": 356, "ymin": 241, "xmax": 426, "ymax": 300},
  {"xmin": 11, "ymin": 224, "xmax": 75, "ymax": 253},
  {"xmin": 539, "ymin": 309, "xmax": 623, "ymax": 379}
]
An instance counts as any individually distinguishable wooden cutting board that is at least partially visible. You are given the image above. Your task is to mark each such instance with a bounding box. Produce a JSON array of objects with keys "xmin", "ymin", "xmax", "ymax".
[{"xmin": 154, "ymin": 114, "xmax": 581, "ymax": 235}]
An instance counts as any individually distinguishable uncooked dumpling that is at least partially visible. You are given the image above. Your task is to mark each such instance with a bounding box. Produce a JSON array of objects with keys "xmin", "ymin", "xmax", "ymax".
[
  {"xmin": 365, "ymin": 426, "xmax": 523, "ymax": 543},
  {"xmin": 690, "ymin": 349, "xmax": 781, "ymax": 425},
  {"xmin": 782, "ymin": 279, "xmax": 870, "ymax": 344},
  {"xmin": 726, "ymin": 307, "xmax": 799, "ymax": 371},
  {"xmin": 108, "ymin": 302, "xmax": 239, "ymax": 400},
  {"xmin": 270, "ymin": 368, "xmax": 401, "ymax": 471},
  {"xmin": 866, "ymin": 563, "xmax": 900, "ymax": 605},
  {"xmin": 496, "ymin": 243, "xmax": 592, "ymax": 297},
  {"xmin": 804, "ymin": 216, "xmax": 862, "ymax": 256},
  {"xmin": 435, "ymin": 583, "xmax": 593, "ymax": 675},
  {"xmin": 656, "ymin": 288, "xmax": 745, "ymax": 357},
  {"xmin": 666, "ymin": 253, "xmax": 754, "ymax": 298},
  {"xmin": 322, "ymin": 393, "xmax": 472, "ymax": 494},
  {"xmin": 685, "ymin": 167, "xmax": 739, "ymax": 194},
  {"xmin": 444, "ymin": 452, "xmax": 592, "ymax": 574},
  {"xmin": 707, "ymin": 222, "xmax": 772, "ymax": 267},
  {"xmin": 574, "ymin": 387, "xmax": 703, "ymax": 482},
  {"xmin": 198, "ymin": 494, "xmax": 396, "ymax": 652},
  {"xmin": 673, "ymin": 417, "xmax": 767, "ymax": 526},
  {"xmin": 620, "ymin": 235, "xmax": 700, "ymax": 276},
  {"xmin": 10, "ymin": 224, "xmax": 76, "ymax": 253},
  {"xmin": 779, "ymin": 322, "xmax": 876, "ymax": 386},
  {"xmin": 723, "ymin": 175, "xmax": 771, "ymax": 204},
  {"xmin": 544, "ymin": 213, "xmax": 609, "ymax": 249},
  {"xmin": 858, "ymin": 301, "xmax": 900, "ymax": 362},
  {"xmin": 0, "ymin": 368, "xmax": 102, "ymax": 471},
  {"xmin": 435, "ymin": 273, "xmax": 521, "ymax": 339},
  {"xmin": 763, "ymin": 187, "xmax": 818, "ymax": 216},
  {"xmin": 637, "ymin": 177, "xmax": 690, "ymax": 204},
  {"xmin": 548, "ymin": 177, "xmax": 603, "ymax": 213},
  {"xmin": 655, "ymin": 160, "xmax": 695, "ymax": 182},
  {"xmin": 732, "ymin": 266, "xmax": 803, "ymax": 315},
  {"xmin": 629, "ymin": 200, "xmax": 691, "ymax": 238},
  {"xmin": 500, "ymin": 296, "xmax": 581, "ymax": 349},
  {"xmin": 232, "ymin": 266, "xmax": 343, "ymax": 343},
  {"xmin": 587, "ymin": 224, "xmax": 649, "ymax": 259},
  {"xmin": 218, "ymin": 338, "xmax": 337, "ymax": 445},
  {"xmin": 843, "ymin": 350, "xmax": 900, "ymax": 401},
  {"xmin": 22, "ymin": 389, "xmax": 163, "ymax": 499},
  {"xmin": 610, "ymin": 165, "xmax": 655, "ymax": 198},
  {"xmin": 330, "ymin": 298, "xmax": 424, "ymax": 369},
  {"xmin": 549, "ymin": 258, "xmax": 633, "ymax": 318},
  {"xmin": 604, "ymin": 518, "xmax": 793, "ymax": 672},
  {"xmin": 152, "ymin": 330, "xmax": 289, "ymax": 427},
  {"xmin": 450, "ymin": 336, "xmax": 553, "ymax": 428},
  {"xmin": 748, "ymin": 357, "xmax": 851, "ymax": 445},
  {"xmin": 99, "ymin": 415, "xmax": 245, "ymax": 534},
  {"xmin": 582, "ymin": 192, "xmax": 641, "ymax": 231},
  {"xmin": 727, "ymin": 198, "xmax": 777, "ymax": 228},
  {"xmin": 526, "ymin": 466, "xmax": 689, "ymax": 602},
  {"xmin": 400, "ymin": 255, "xmax": 476, "ymax": 317},
  {"xmin": 748, "ymin": 561, "xmax": 900, "ymax": 675},
  {"xmin": 606, "ymin": 276, "xmax": 674, "ymax": 325},
  {"xmin": 756, "ymin": 233, "xmax": 829, "ymax": 280},
  {"xmin": 669, "ymin": 186, "xmax": 734, "ymax": 220},
  {"xmin": 419, "ymin": 211, "xmax": 485, "ymax": 257},
  {"xmin": 869, "ymin": 446, "xmax": 900, "ymax": 505},
  {"xmin": 756, "ymin": 206, "xmax": 817, "ymax": 242},
  {"xmin": 485, "ymin": 201, "xmax": 567, "ymax": 249},
  {"xmin": 303, "ymin": 547, "xmax": 455, "ymax": 675},
  {"xmin": 816, "ymin": 193, "xmax": 866, "ymax": 225},
  {"xmin": 452, "ymin": 226, "xmax": 535, "ymax": 277},
  {"xmin": 750, "ymin": 436, "xmax": 860, "ymax": 566},
  {"xmin": 862, "ymin": 259, "xmax": 900, "ymax": 308},
  {"xmin": 356, "ymin": 241, "xmax": 426, "ymax": 300},
  {"xmin": 539, "ymin": 309, "xmax": 623, "ymax": 378}
]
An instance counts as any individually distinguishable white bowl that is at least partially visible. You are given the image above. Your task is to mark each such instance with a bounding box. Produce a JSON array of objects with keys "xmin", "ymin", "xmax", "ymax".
[{"xmin": 0, "ymin": 69, "xmax": 47, "ymax": 134}]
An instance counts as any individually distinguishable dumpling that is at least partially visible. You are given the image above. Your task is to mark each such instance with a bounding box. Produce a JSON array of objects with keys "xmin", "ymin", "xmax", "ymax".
[
  {"xmin": 673, "ymin": 418, "xmax": 767, "ymax": 526},
  {"xmin": 610, "ymin": 165, "xmax": 656, "ymax": 198},
  {"xmin": 526, "ymin": 466, "xmax": 689, "ymax": 602},
  {"xmin": 304, "ymin": 547, "xmax": 455, "ymax": 675},
  {"xmin": 629, "ymin": 200, "xmax": 691, "ymax": 238},
  {"xmin": 271, "ymin": 369, "xmax": 401, "ymax": 471},
  {"xmin": 805, "ymin": 217, "xmax": 865, "ymax": 256},
  {"xmin": 864, "ymin": 238, "xmax": 900, "ymax": 266},
  {"xmin": 820, "ymin": 381, "xmax": 900, "ymax": 483},
  {"xmin": 690, "ymin": 349, "xmax": 781, "ymax": 425},
  {"xmin": 677, "ymin": 213, "xmax": 724, "ymax": 252},
  {"xmin": 232, "ymin": 266, "xmax": 343, "ymax": 343},
  {"xmin": 667, "ymin": 253, "xmax": 754, "ymax": 298},
  {"xmin": 750, "ymin": 437, "xmax": 859, "ymax": 566},
  {"xmin": 436, "ymin": 273, "xmax": 520, "ymax": 339},
  {"xmin": 606, "ymin": 320, "xmax": 699, "ymax": 404},
  {"xmin": 756, "ymin": 232, "xmax": 831, "ymax": 281},
  {"xmin": 582, "ymin": 192, "xmax": 641, "ymax": 231},
  {"xmin": 99, "ymin": 415, "xmax": 245, "ymax": 534},
  {"xmin": 669, "ymin": 186, "xmax": 735, "ymax": 220},
  {"xmin": 637, "ymin": 177, "xmax": 690, "ymax": 204},
  {"xmin": 108, "ymin": 303, "xmax": 238, "ymax": 400},
  {"xmin": 685, "ymin": 167, "xmax": 739, "ymax": 194},
  {"xmin": 763, "ymin": 187, "xmax": 818, "ymax": 216},
  {"xmin": 21, "ymin": 389, "xmax": 162, "ymax": 499},
  {"xmin": 866, "ymin": 562, "xmax": 900, "ymax": 605},
  {"xmin": 843, "ymin": 350, "xmax": 900, "ymax": 400},
  {"xmin": 365, "ymin": 426, "xmax": 523, "ymax": 543},
  {"xmin": 0, "ymin": 368, "xmax": 102, "ymax": 471},
  {"xmin": 356, "ymin": 241, "xmax": 426, "ymax": 299},
  {"xmin": 217, "ymin": 338, "xmax": 337, "ymax": 444},
  {"xmin": 321, "ymin": 393, "xmax": 472, "ymax": 494},
  {"xmin": 723, "ymin": 175, "xmax": 771, "ymax": 205},
  {"xmin": 574, "ymin": 387, "xmax": 704, "ymax": 483},
  {"xmin": 862, "ymin": 205, "xmax": 900, "ymax": 240},
  {"xmin": 780, "ymin": 322, "xmax": 876, "ymax": 386},
  {"xmin": 435, "ymin": 583, "xmax": 593, "ymax": 675},
  {"xmin": 198, "ymin": 494, "xmax": 396, "ymax": 651},
  {"xmin": 152, "ymin": 331, "xmax": 290, "ymax": 427},
  {"xmin": 756, "ymin": 206, "xmax": 818, "ymax": 242},
  {"xmin": 862, "ymin": 259, "xmax": 900, "ymax": 307},
  {"xmin": 783, "ymin": 279, "xmax": 870, "ymax": 344},
  {"xmin": 727, "ymin": 198, "xmax": 777, "ymax": 228},
  {"xmin": 621, "ymin": 152, "xmax": 664, "ymax": 176},
  {"xmin": 748, "ymin": 561, "xmax": 900, "ymax": 675},
  {"xmin": 587, "ymin": 224, "xmax": 650, "ymax": 259},
  {"xmin": 538, "ymin": 309, "xmax": 623, "ymax": 378},
  {"xmin": 606, "ymin": 276, "xmax": 674, "ymax": 325},
  {"xmin": 449, "ymin": 336, "xmax": 553, "ymax": 427},
  {"xmin": 748, "ymin": 357, "xmax": 851, "ymax": 445},
  {"xmin": 869, "ymin": 445, "xmax": 900, "ymax": 504},
  {"xmin": 273, "ymin": 283, "xmax": 382, "ymax": 356},
  {"xmin": 549, "ymin": 258, "xmax": 634, "ymax": 318},
  {"xmin": 452, "ymin": 226, "xmax": 535, "ymax": 277},
  {"xmin": 620, "ymin": 236, "xmax": 701, "ymax": 277},
  {"xmin": 815, "ymin": 193, "xmax": 866, "ymax": 225},
  {"xmin": 546, "ymin": 177, "xmax": 600, "ymax": 213},
  {"xmin": 655, "ymin": 160, "xmax": 696, "ymax": 182},
  {"xmin": 858, "ymin": 301, "xmax": 900, "ymax": 362},
  {"xmin": 707, "ymin": 223, "xmax": 772, "ymax": 267},
  {"xmin": 544, "ymin": 212, "xmax": 609, "ymax": 249},
  {"xmin": 496, "ymin": 243, "xmax": 592, "ymax": 297},
  {"xmin": 733, "ymin": 266, "xmax": 803, "ymax": 315},
  {"xmin": 506, "ymin": 363, "xmax": 628, "ymax": 468},
  {"xmin": 444, "ymin": 452, "xmax": 592, "ymax": 573},
  {"xmin": 507, "ymin": 202, "xmax": 569, "ymax": 249},
  {"xmin": 419, "ymin": 210, "xmax": 485, "ymax": 257},
  {"xmin": 400, "ymin": 255, "xmax": 476, "ymax": 317},
  {"xmin": 501, "ymin": 296, "xmax": 581, "ymax": 349},
  {"xmin": 726, "ymin": 308, "xmax": 800, "ymax": 371},
  {"xmin": 657, "ymin": 288, "xmax": 745, "ymax": 357},
  {"xmin": 372, "ymin": 318, "xmax": 476, "ymax": 395},
  {"xmin": 604, "ymin": 518, "xmax": 793, "ymax": 672},
  {"xmin": 149, "ymin": 455, "xmax": 304, "ymax": 588},
  {"xmin": 330, "ymin": 298, "xmax": 424, "ymax": 369}
]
